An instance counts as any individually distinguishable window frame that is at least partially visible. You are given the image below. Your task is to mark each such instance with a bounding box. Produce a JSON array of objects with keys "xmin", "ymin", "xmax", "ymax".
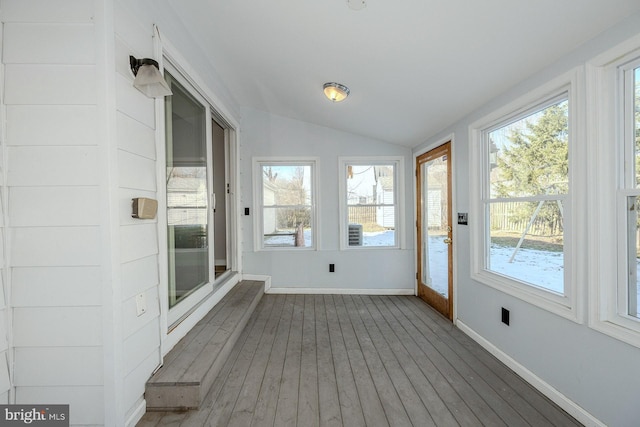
[
  {"xmin": 588, "ymin": 36, "xmax": 640, "ymax": 348},
  {"xmin": 338, "ymin": 157, "xmax": 405, "ymax": 250},
  {"xmin": 469, "ymin": 69, "xmax": 582, "ymax": 322},
  {"xmin": 253, "ymin": 157, "xmax": 319, "ymax": 251}
]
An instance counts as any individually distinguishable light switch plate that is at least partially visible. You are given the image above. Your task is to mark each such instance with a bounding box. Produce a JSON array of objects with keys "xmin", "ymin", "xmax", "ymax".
[{"xmin": 135, "ymin": 293, "xmax": 147, "ymax": 317}]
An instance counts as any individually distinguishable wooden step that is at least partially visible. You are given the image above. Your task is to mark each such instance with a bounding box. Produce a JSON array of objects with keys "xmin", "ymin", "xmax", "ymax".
[{"xmin": 145, "ymin": 280, "xmax": 264, "ymax": 410}]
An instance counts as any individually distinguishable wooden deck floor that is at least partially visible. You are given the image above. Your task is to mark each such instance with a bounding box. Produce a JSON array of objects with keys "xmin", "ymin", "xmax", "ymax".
[{"xmin": 138, "ymin": 294, "xmax": 581, "ymax": 427}]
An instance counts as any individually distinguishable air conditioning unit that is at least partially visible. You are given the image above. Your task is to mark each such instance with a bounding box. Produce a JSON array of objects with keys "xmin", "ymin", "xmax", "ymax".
[{"xmin": 348, "ymin": 223, "xmax": 363, "ymax": 246}]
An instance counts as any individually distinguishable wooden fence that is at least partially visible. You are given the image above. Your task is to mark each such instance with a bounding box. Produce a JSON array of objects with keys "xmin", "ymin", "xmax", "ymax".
[
  {"xmin": 348, "ymin": 206, "xmax": 376, "ymax": 225},
  {"xmin": 490, "ymin": 202, "xmax": 563, "ymax": 236}
]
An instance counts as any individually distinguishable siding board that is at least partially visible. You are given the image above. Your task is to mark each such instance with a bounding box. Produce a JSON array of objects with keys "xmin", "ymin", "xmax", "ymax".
[
  {"xmin": 4, "ymin": 64, "xmax": 96, "ymax": 105},
  {"xmin": 11, "ymin": 227, "xmax": 101, "ymax": 267},
  {"xmin": 6, "ymin": 105, "xmax": 98, "ymax": 146},
  {"xmin": 9, "ymin": 186, "xmax": 100, "ymax": 227},
  {"xmin": 12, "ymin": 266, "xmax": 102, "ymax": 307},
  {"xmin": 14, "ymin": 347, "xmax": 102, "ymax": 386},
  {"xmin": 120, "ymin": 223, "xmax": 158, "ymax": 264},
  {"xmin": 115, "ymin": 73, "xmax": 155, "ymax": 128},
  {"xmin": 118, "ymin": 150, "xmax": 157, "ymax": 191},
  {"xmin": 15, "ymin": 386, "xmax": 104, "ymax": 425},
  {"xmin": 7, "ymin": 146, "xmax": 99, "ymax": 187},
  {"xmin": 1, "ymin": 0, "xmax": 95, "ymax": 23},
  {"xmin": 123, "ymin": 350, "xmax": 160, "ymax": 420},
  {"xmin": 123, "ymin": 318, "xmax": 160, "ymax": 376},
  {"xmin": 116, "ymin": 111, "xmax": 155, "ymax": 159},
  {"xmin": 13, "ymin": 307, "xmax": 102, "ymax": 347},
  {"xmin": 121, "ymin": 255, "xmax": 159, "ymax": 301},
  {"xmin": 122, "ymin": 292, "xmax": 160, "ymax": 339},
  {"xmin": 3, "ymin": 23, "xmax": 95, "ymax": 64}
]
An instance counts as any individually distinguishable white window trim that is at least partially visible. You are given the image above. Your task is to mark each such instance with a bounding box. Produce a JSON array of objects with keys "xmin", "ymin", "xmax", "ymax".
[
  {"xmin": 338, "ymin": 156, "xmax": 405, "ymax": 250},
  {"xmin": 253, "ymin": 157, "xmax": 320, "ymax": 251},
  {"xmin": 469, "ymin": 68, "xmax": 583, "ymax": 322},
  {"xmin": 587, "ymin": 34, "xmax": 640, "ymax": 348}
]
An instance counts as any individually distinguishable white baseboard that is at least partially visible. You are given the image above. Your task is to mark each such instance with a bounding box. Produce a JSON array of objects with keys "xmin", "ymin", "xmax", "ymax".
[
  {"xmin": 456, "ymin": 320, "xmax": 605, "ymax": 427},
  {"xmin": 266, "ymin": 287, "xmax": 415, "ymax": 295},
  {"xmin": 125, "ymin": 399, "xmax": 146, "ymax": 427}
]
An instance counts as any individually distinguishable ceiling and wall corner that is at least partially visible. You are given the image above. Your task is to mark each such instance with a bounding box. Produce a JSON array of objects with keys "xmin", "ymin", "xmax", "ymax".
[{"xmin": 158, "ymin": 0, "xmax": 640, "ymax": 147}]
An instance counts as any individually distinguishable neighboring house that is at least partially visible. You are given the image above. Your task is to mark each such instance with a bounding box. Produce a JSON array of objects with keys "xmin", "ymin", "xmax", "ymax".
[{"xmin": 0, "ymin": 1, "xmax": 637, "ymax": 427}]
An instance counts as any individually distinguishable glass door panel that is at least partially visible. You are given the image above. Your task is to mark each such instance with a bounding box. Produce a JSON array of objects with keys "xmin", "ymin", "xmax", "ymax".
[
  {"xmin": 165, "ymin": 72, "xmax": 209, "ymax": 309},
  {"xmin": 417, "ymin": 142, "xmax": 453, "ymax": 320}
]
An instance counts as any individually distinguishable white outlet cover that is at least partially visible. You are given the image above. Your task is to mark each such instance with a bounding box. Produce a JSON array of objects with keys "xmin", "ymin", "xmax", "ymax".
[{"xmin": 135, "ymin": 293, "xmax": 147, "ymax": 317}]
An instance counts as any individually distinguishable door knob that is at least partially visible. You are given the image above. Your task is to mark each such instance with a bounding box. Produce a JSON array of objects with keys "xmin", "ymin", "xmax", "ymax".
[{"xmin": 444, "ymin": 238, "xmax": 452, "ymax": 244}]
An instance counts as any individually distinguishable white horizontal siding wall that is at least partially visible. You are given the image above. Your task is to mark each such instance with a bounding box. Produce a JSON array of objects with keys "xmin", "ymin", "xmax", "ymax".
[
  {"xmin": 113, "ymin": 2, "xmax": 161, "ymax": 424},
  {"xmin": 1, "ymin": 1, "xmax": 104, "ymax": 425}
]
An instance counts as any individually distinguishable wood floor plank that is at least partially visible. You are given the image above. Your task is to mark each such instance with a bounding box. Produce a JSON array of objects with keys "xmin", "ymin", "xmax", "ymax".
[
  {"xmin": 273, "ymin": 294, "xmax": 304, "ymax": 426},
  {"xmin": 358, "ymin": 295, "xmax": 460, "ymax": 426},
  {"xmin": 367, "ymin": 296, "xmax": 483, "ymax": 426},
  {"xmin": 313, "ymin": 295, "xmax": 342, "ymax": 427},
  {"xmin": 403, "ymin": 296, "xmax": 581, "ymax": 427},
  {"xmin": 177, "ymin": 290, "xmax": 263, "ymax": 426},
  {"xmin": 204, "ymin": 295, "xmax": 280, "ymax": 427},
  {"xmin": 151, "ymin": 283, "xmax": 252, "ymax": 384},
  {"xmin": 391, "ymin": 297, "xmax": 531, "ymax": 427},
  {"xmin": 348, "ymin": 295, "xmax": 437, "ymax": 427},
  {"xmin": 324, "ymin": 295, "xmax": 367, "ymax": 427},
  {"xmin": 249, "ymin": 294, "xmax": 295, "ymax": 426},
  {"xmin": 332, "ymin": 295, "xmax": 391, "ymax": 427},
  {"xmin": 225, "ymin": 295, "xmax": 286, "ymax": 427},
  {"xmin": 297, "ymin": 295, "xmax": 320, "ymax": 427},
  {"xmin": 377, "ymin": 296, "xmax": 510, "ymax": 427},
  {"xmin": 340, "ymin": 295, "xmax": 415, "ymax": 427},
  {"xmin": 140, "ymin": 294, "xmax": 582, "ymax": 427}
]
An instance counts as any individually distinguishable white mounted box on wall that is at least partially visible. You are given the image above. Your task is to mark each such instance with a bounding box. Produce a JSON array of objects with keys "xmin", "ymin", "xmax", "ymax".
[{"xmin": 131, "ymin": 197, "xmax": 158, "ymax": 219}]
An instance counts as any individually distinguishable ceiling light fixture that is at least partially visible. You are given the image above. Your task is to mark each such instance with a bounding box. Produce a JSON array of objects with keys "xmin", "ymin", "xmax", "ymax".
[
  {"xmin": 347, "ymin": 0, "xmax": 366, "ymax": 11},
  {"xmin": 323, "ymin": 82, "xmax": 350, "ymax": 102},
  {"xmin": 129, "ymin": 56, "xmax": 173, "ymax": 98}
]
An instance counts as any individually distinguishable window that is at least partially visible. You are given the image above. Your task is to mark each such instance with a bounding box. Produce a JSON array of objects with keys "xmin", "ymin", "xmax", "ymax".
[
  {"xmin": 254, "ymin": 159, "xmax": 317, "ymax": 250},
  {"xmin": 339, "ymin": 157, "xmax": 404, "ymax": 249},
  {"xmin": 621, "ymin": 60, "xmax": 640, "ymax": 321},
  {"xmin": 470, "ymin": 70, "xmax": 579, "ymax": 320},
  {"xmin": 587, "ymin": 40, "xmax": 640, "ymax": 348}
]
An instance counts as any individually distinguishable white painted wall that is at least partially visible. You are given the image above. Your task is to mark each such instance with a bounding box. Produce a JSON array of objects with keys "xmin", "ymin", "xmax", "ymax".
[
  {"xmin": 414, "ymin": 12, "xmax": 640, "ymax": 427},
  {"xmin": 241, "ymin": 107, "xmax": 415, "ymax": 292},
  {"xmin": 1, "ymin": 1, "xmax": 105, "ymax": 425}
]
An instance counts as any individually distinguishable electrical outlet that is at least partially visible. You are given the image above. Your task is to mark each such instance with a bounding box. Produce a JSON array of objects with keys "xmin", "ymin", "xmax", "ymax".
[
  {"xmin": 136, "ymin": 293, "xmax": 147, "ymax": 317},
  {"xmin": 329, "ymin": 263, "xmax": 335, "ymax": 273},
  {"xmin": 501, "ymin": 307, "xmax": 510, "ymax": 325}
]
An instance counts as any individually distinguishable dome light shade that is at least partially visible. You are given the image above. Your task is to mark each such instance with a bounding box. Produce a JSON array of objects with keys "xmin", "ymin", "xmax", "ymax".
[{"xmin": 323, "ymin": 82, "xmax": 350, "ymax": 102}]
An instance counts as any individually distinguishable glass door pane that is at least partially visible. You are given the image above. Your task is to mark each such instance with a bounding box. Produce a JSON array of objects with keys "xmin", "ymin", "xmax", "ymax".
[
  {"xmin": 165, "ymin": 72, "xmax": 209, "ymax": 308},
  {"xmin": 421, "ymin": 157, "xmax": 449, "ymax": 297}
]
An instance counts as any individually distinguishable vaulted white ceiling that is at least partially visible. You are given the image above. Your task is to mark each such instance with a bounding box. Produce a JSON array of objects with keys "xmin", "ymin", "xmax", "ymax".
[{"xmin": 162, "ymin": 0, "xmax": 640, "ymax": 147}]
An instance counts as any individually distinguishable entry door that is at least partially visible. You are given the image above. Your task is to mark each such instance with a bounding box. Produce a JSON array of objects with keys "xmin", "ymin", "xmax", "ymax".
[{"xmin": 416, "ymin": 142, "xmax": 453, "ymax": 320}]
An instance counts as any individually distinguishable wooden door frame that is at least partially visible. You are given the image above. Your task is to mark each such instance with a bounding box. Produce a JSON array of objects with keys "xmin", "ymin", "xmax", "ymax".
[{"xmin": 415, "ymin": 140, "xmax": 454, "ymax": 321}]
